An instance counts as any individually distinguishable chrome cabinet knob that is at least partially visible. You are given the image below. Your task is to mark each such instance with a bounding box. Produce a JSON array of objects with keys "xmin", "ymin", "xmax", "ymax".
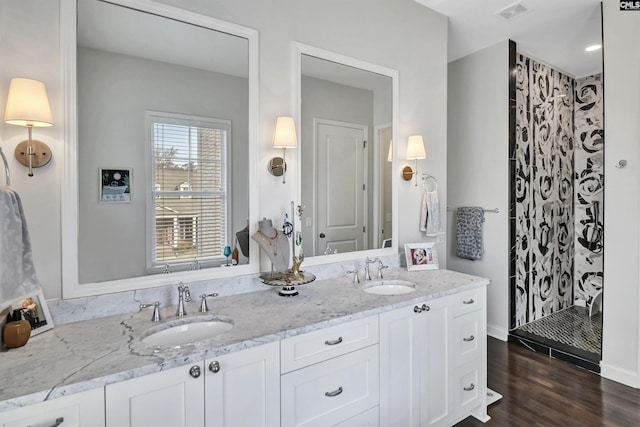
[
  {"xmin": 189, "ymin": 365, "xmax": 201, "ymax": 378},
  {"xmin": 421, "ymin": 304, "xmax": 430, "ymax": 311},
  {"xmin": 209, "ymin": 361, "xmax": 221, "ymax": 373},
  {"xmin": 414, "ymin": 305, "xmax": 422, "ymax": 313}
]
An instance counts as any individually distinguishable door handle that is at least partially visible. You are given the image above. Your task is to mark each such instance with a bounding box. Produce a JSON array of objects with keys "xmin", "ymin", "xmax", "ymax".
[{"xmin": 319, "ymin": 233, "xmax": 326, "ymax": 238}]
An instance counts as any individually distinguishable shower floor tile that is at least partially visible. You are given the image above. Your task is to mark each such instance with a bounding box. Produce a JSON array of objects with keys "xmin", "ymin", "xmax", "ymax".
[{"xmin": 511, "ymin": 306, "xmax": 601, "ymax": 363}]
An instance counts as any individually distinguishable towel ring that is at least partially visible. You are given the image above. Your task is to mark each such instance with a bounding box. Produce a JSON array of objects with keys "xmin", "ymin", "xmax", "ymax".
[{"xmin": 421, "ymin": 174, "xmax": 438, "ymax": 192}]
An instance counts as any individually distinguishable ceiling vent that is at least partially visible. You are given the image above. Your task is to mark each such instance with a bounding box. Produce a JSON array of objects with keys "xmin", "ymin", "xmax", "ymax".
[{"xmin": 494, "ymin": 1, "xmax": 530, "ymax": 21}]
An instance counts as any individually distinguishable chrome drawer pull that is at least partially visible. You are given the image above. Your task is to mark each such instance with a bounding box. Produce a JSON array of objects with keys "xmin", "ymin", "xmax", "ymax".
[
  {"xmin": 463, "ymin": 335, "xmax": 475, "ymax": 342},
  {"xmin": 28, "ymin": 417, "xmax": 64, "ymax": 427},
  {"xmin": 462, "ymin": 298, "xmax": 475, "ymax": 305},
  {"xmin": 463, "ymin": 383, "xmax": 475, "ymax": 392},
  {"xmin": 325, "ymin": 337, "xmax": 343, "ymax": 346},
  {"xmin": 325, "ymin": 386, "xmax": 343, "ymax": 397}
]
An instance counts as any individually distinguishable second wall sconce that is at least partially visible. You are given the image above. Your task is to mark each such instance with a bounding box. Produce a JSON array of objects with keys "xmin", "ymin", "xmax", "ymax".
[
  {"xmin": 268, "ymin": 116, "xmax": 297, "ymax": 184},
  {"xmin": 4, "ymin": 78, "xmax": 53, "ymax": 177},
  {"xmin": 402, "ymin": 134, "xmax": 426, "ymax": 185}
]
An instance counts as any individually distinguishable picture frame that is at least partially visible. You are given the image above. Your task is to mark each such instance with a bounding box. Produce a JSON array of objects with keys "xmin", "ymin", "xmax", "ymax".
[
  {"xmin": 6, "ymin": 288, "xmax": 54, "ymax": 336},
  {"xmin": 404, "ymin": 242, "xmax": 439, "ymax": 271},
  {"xmin": 100, "ymin": 168, "xmax": 131, "ymax": 203}
]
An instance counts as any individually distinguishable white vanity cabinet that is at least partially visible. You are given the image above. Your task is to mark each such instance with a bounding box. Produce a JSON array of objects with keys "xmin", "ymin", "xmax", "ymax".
[
  {"xmin": 105, "ymin": 341, "xmax": 280, "ymax": 427},
  {"xmin": 379, "ymin": 296, "xmax": 453, "ymax": 427},
  {"xmin": 0, "ymin": 388, "xmax": 105, "ymax": 427},
  {"xmin": 280, "ymin": 316, "xmax": 380, "ymax": 427},
  {"xmin": 379, "ymin": 286, "xmax": 488, "ymax": 426}
]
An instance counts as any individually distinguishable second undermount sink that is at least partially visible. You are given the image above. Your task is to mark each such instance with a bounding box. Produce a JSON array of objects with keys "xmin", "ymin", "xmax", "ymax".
[
  {"xmin": 141, "ymin": 316, "xmax": 233, "ymax": 347},
  {"xmin": 362, "ymin": 279, "xmax": 416, "ymax": 295}
]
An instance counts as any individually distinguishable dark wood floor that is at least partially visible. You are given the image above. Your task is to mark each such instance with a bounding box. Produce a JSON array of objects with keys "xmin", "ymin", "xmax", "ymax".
[{"xmin": 455, "ymin": 337, "xmax": 640, "ymax": 427}]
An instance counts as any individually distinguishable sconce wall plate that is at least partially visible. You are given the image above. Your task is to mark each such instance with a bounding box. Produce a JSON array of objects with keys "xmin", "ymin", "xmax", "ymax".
[
  {"xmin": 402, "ymin": 165, "xmax": 414, "ymax": 181},
  {"xmin": 14, "ymin": 139, "xmax": 52, "ymax": 169},
  {"xmin": 268, "ymin": 156, "xmax": 286, "ymax": 177}
]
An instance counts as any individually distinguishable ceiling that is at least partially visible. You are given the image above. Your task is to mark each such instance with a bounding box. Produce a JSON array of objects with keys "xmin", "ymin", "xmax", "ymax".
[{"xmin": 414, "ymin": 0, "xmax": 603, "ymax": 78}]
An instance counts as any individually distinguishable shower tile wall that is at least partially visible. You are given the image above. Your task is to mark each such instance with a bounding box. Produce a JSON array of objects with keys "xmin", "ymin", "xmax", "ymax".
[
  {"xmin": 513, "ymin": 54, "xmax": 575, "ymax": 327},
  {"xmin": 574, "ymin": 74, "xmax": 604, "ymax": 307}
]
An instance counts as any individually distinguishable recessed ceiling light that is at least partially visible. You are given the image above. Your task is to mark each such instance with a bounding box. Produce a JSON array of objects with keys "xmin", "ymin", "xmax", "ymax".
[{"xmin": 585, "ymin": 44, "xmax": 602, "ymax": 52}]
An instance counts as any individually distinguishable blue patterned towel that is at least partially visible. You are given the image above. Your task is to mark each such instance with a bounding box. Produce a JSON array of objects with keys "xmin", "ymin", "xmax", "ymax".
[{"xmin": 456, "ymin": 207, "xmax": 484, "ymax": 260}]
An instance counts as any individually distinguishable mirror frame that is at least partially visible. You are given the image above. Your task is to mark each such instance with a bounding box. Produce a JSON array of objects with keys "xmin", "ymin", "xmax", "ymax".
[
  {"xmin": 294, "ymin": 43, "xmax": 399, "ymax": 266},
  {"xmin": 61, "ymin": 0, "xmax": 260, "ymax": 298}
]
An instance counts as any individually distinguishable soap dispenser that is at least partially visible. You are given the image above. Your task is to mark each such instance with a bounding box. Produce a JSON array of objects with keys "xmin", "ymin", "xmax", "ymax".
[{"xmin": 3, "ymin": 309, "xmax": 31, "ymax": 349}]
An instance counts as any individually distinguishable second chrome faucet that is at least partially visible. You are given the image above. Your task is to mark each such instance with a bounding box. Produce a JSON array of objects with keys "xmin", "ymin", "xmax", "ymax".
[{"xmin": 176, "ymin": 282, "xmax": 192, "ymax": 317}]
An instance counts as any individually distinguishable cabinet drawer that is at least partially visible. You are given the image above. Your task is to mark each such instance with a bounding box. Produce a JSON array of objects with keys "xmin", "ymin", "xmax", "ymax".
[
  {"xmin": 281, "ymin": 345, "xmax": 379, "ymax": 427},
  {"xmin": 453, "ymin": 361, "xmax": 482, "ymax": 415},
  {"xmin": 453, "ymin": 310, "xmax": 483, "ymax": 366},
  {"xmin": 0, "ymin": 388, "xmax": 105, "ymax": 427},
  {"xmin": 281, "ymin": 316, "xmax": 379, "ymax": 373},
  {"xmin": 453, "ymin": 289, "xmax": 484, "ymax": 317}
]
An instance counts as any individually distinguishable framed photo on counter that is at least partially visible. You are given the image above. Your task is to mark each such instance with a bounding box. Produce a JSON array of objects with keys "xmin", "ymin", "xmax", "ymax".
[{"xmin": 404, "ymin": 242, "xmax": 439, "ymax": 271}]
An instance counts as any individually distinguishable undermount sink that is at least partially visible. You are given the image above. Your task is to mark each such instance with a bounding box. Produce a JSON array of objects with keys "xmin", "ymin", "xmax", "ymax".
[
  {"xmin": 141, "ymin": 316, "xmax": 233, "ymax": 347},
  {"xmin": 362, "ymin": 279, "xmax": 416, "ymax": 295}
]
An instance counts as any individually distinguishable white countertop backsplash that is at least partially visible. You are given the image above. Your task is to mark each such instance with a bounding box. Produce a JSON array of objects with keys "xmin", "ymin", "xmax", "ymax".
[{"xmin": 0, "ymin": 264, "xmax": 488, "ymax": 412}]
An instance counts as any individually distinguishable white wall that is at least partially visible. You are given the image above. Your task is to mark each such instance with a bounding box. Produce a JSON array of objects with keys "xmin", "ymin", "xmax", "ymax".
[
  {"xmin": 0, "ymin": 1, "xmax": 62, "ymax": 299},
  {"xmin": 0, "ymin": 0, "xmax": 448, "ymax": 300},
  {"xmin": 446, "ymin": 41, "xmax": 510, "ymax": 340},
  {"xmin": 601, "ymin": 0, "xmax": 640, "ymax": 388}
]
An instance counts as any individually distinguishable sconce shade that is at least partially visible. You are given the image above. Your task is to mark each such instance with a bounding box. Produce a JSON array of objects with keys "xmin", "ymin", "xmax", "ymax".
[
  {"xmin": 387, "ymin": 140, "xmax": 393, "ymax": 162},
  {"xmin": 4, "ymin": 78, "xmax": 53, "ymax": 127},
  {"xmin": 272, "ymin": 116, "xmax": 297, "ymax": 149},
  {"xmin": 406, "ymin": 135, "xmax": 426, "ymax": 160}
]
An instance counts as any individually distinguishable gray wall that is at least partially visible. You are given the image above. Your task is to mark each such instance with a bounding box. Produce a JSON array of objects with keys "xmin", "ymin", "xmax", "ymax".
[
  {"xmin": 447, "ymin": 41, "xmax": 510, "ymax": 340},
  {"xmin": 77, "ymin": 47, "xmax": 249, "ymax": 283}
]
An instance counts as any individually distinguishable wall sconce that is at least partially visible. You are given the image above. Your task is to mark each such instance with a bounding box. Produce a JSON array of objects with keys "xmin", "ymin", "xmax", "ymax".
[
  {"xmin": 4, "ymin": 78, "xmax": 53, "ymax": 177},
  {"xmin": 268, "ymin": 116, "xmax": 297, "ymax": 184},
  {"xmin": 402, "ymin": 135, "xmax": 426, "ymax": 185}
]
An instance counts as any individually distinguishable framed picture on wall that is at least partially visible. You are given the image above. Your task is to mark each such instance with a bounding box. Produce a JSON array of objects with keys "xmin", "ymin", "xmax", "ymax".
[
  {"xmin": 7, "ymin": 288, "xmax": 54, "ymax": 336},
  {"xmin": 100, "ymin": 168, "xmax": 131, "ymax": 203},
  {"xmin": 404, "ymin": 242, "xmax": 439, "ymax": 271}
]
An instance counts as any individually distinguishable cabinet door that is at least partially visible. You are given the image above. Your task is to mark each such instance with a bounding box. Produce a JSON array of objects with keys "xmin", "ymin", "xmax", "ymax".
[
  {"xmin": 0, "ymin": 388, "xmax": 105, "ymax": 427},
  {"xmin": 421, "ymin": 297, "xmax": 453, "ymax": 427},
  {"xmin": 379, "ymin": 297, "xmax": 453, "ymax": 427},
  {"xmin": 379, "ymin": 303, "xmax": 423, "ymax": 427},
  {"xmin": 205, "ymin": 341, "xmax": 280, "ymax": 427},
  {"xmin": 106, "ymin": 363, "xmax": 205, "ymax": 427}
]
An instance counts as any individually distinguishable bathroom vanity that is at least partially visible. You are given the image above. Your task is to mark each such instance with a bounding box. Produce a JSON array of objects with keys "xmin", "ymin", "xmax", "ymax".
[{"xmin": 0, "ymin": 268, "xmax": 489, "ymax": 427}]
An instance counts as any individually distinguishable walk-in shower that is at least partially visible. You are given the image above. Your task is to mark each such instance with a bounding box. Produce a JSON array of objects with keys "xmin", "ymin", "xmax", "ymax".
[{"xmin": 508, "ymin": 44, "xmax": 604, "ymax": 373}]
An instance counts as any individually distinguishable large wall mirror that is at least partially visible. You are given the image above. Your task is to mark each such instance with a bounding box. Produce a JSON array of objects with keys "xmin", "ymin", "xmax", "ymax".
[
  {"xmin": 62, "ymin": 0, "xmax": 259, "ymax": 298},
  {"xmin": 296, "ymin": 44, "xmax": 398, "ymax": 263}
]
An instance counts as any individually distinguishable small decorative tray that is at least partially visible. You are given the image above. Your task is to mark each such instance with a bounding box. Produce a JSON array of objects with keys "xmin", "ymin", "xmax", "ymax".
[{"xmin": 259, "ymin": 271, "xmax": 316, "ymax": 296}]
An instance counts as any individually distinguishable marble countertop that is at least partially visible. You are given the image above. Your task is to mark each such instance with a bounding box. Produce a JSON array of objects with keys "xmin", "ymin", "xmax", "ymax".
[{"xmin": 0, "ymin": 268, "xmax": 489, "ymax": 412}]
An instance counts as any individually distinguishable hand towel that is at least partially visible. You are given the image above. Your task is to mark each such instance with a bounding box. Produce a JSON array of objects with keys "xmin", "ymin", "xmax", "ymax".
[
  {"xmin": 456, "ymin": 207, "xmax": 485, "ymax": 260},
  {"xmin": 0, "ymin": 188, "xmax": 40, "ymax": 304},
  {"xmin": 419, "ymin": 190, "xmax": 443, "ymax": 236}
]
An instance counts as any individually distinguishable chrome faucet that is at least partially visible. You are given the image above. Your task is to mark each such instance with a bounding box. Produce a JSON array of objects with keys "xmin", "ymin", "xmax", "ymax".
[
  {"xmin": 376, "ymin": 259, "xmax": 389, "ymax": 279},
  {"xmin": 176, "ymin": 282, "xmax": 191, "ymax": 317},
  {"xmin": 346, "ymin": 270, "xmax": 360, "ymax": 284},
  {"xmin": 364, "ymin": 258, "xmax": 378, "ymax": 281},
  {"xmin": 199, "ymin": 293, "xmax": 219, "ymax": 312},
  {"xmin": 140, "ymin": 301, "xmax": 161, "ymax": 322}
]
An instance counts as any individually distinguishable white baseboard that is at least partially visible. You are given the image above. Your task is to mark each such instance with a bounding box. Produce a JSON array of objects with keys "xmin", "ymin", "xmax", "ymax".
[
  {"xmin": 487, "ymin": 324, "xmax": 508, "ymax": 341},
  {"xmin": 601, "ymin": 361, "xmax": 640, "ymax": 389}
]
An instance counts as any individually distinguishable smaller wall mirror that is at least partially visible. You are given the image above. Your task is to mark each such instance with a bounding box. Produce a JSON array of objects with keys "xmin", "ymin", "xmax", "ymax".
[{"xmin": 296, "ymin": 44, "xmax": 397, "ymax": 261}]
